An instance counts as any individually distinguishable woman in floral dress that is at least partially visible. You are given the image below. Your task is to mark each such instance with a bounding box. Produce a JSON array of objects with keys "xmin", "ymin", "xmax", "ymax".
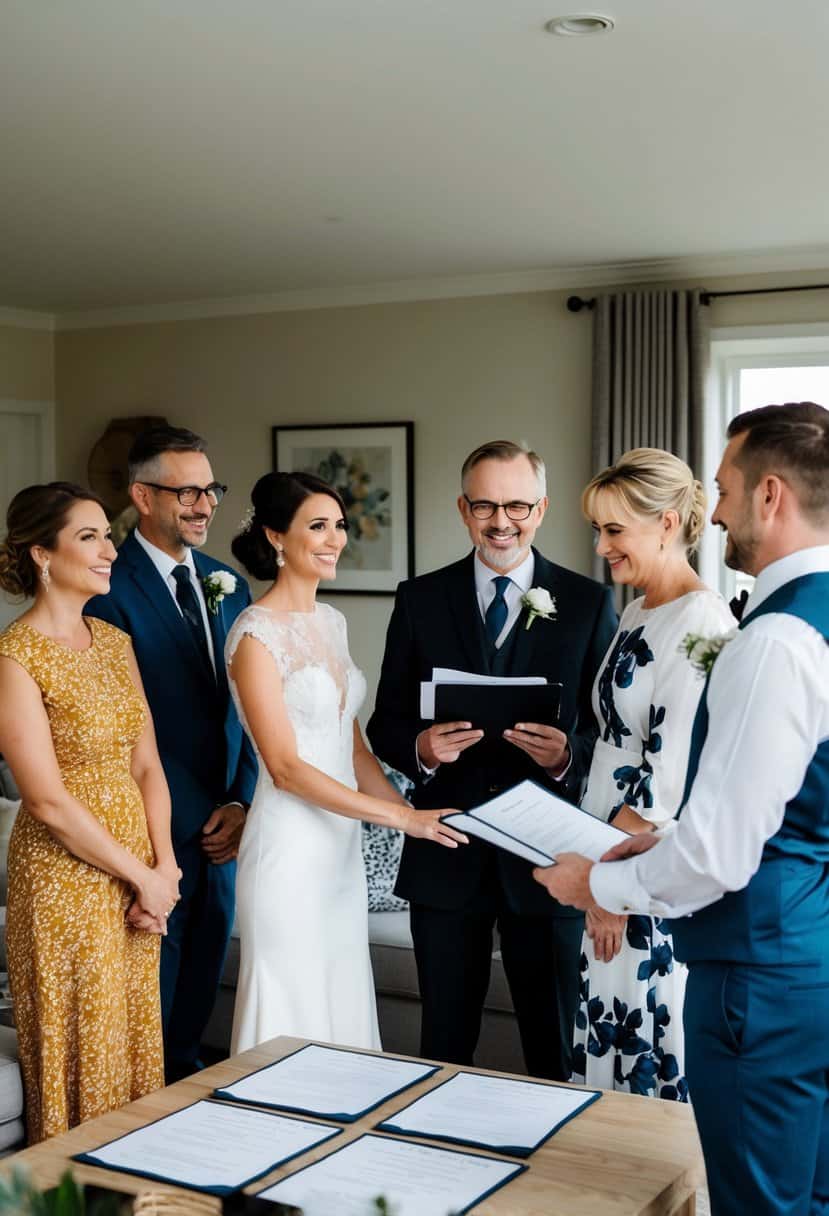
[{"xmin": 573, "ymin": 450, "xmax": 733, "ymax": 1099}]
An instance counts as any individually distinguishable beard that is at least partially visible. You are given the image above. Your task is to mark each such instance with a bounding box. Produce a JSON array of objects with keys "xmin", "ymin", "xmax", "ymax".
[
  {"xmin": 722, "ymin": 522, "xmax": 758, "ymax": 574},
  {"xmin": 477, "ymin": 533, "xmax": 531, "ymax": 571}
]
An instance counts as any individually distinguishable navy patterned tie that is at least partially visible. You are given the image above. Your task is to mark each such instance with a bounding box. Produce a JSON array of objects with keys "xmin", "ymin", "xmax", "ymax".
[
  {"xmin": 485, "ymin": 576, "xmax": 511, "ymax": 645},
  {"xmin": 171, "ymin": 565, "xmax": 213, "ymax": 674}
]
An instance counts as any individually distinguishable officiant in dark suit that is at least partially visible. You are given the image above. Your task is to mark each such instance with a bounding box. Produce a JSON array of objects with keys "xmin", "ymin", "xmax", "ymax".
[
  {"xmin": 87, "ymin": 426, "xmax": 257, "ymax": 1082},
  {"xmin": 367, "ymin": 440, "xmax": 616, "ymax": 1080}
]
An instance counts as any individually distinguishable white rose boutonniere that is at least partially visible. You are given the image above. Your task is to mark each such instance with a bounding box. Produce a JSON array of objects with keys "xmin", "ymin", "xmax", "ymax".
[
  {"xmin": 521, "ymin": 587, "xmax": 557, "ymax": 631},
  {"xmin": 680, "ymin": 629, "xmax": 736, "ymax": 677},
  {"xmin": 202, "ymin": 570, "xmax": 237, "ymax": 615}
]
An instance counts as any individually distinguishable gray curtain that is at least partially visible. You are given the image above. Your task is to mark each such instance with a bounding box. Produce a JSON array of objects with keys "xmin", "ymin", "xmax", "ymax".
[{"xmin": 590, "ymin": 288, "xmax": 709, "ymax": 597}]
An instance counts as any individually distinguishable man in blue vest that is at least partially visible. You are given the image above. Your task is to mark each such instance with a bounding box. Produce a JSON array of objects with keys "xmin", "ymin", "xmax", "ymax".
[
  {"xmin": 87, "ymin": 426, "xmax": 257, "ymax": 1083},
  {"xmin": 535, "ymin": 402, "xmax": 829, "ymax": 1215}
]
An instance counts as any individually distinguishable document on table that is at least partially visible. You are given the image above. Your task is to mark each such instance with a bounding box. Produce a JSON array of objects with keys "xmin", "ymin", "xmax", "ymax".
[
  {"xmin": 419, "ymin": 666, "xmax": 546, "ymax": 719},
  {"xmin": 441, "ymin": 778, "xmax": 629, "ymax": 867},
  {"xmin": 213, "ymin": 1043, "xmax": 439, "ymax": 1122},
  {"xmin": 73, "ymin": 1099, "xmax": 341, "ymax": 1195},
  {"xmin": 256, "ymin": 1133, "xmax": 525, "ymax": 1216},
  {"xmin": 377, "ymin": 1070, "xmax": 600, "ymax": 1157}
]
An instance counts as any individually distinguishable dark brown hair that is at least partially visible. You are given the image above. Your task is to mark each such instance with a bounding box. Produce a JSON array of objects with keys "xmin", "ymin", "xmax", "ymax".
[
  {"xmin": 727, "ymin": 402, "xmax": 829, "ymax": 521},
  {"xmin": 128, "ymin": 426, "xmax": 208, "ymax": 485},
  {"xmin": 0, "ymin": 482, "xmax": 108, "ymax": 598},
  {"xmin": 231, "ymin": 472, "xmax": 347, "ymax": 581}
]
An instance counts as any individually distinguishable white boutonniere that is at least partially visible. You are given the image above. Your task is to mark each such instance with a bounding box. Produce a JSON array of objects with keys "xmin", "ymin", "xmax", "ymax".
[
  {"xmin": 202, "ymin": 570, "xmax": 237, "ymax": 615},
  {"xmin": 521, "ymin": 586, "xmax": 557, "ymax": 631},
  {"xmin": 680, "ymin": 629, "xmax": 736, "ymax": 677}
]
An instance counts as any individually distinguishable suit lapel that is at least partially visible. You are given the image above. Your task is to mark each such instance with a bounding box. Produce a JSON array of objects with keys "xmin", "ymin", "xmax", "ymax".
[
  {"xmin": 194, "ymin": 552, "xmax": 229, "ymax": 700},
  {"xmin": 120, "ymin": 534, "xmax": 214, "ymax": 688},
  {"xmin": 506, "ymin": 549, "xmax": 560, "ymax": 676},
  {"xmin": 445, "ymin": 553, "xmax": 490, "ymax": 673}
]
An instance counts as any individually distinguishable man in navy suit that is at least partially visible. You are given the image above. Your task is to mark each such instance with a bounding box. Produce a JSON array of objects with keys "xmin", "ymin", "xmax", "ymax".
[
  {"xmin": 87, "ymin": 425, "xmax": 257, "ymax": 1082},
  {"xmin": 367, "ymin": 440, "xmax": 617, "ymax": 1080}
]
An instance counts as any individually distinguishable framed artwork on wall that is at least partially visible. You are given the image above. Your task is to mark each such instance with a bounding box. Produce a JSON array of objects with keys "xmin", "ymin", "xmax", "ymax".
[{"xmin": 272, "ymin": 422, "xmax": 414, "ymax": 594}]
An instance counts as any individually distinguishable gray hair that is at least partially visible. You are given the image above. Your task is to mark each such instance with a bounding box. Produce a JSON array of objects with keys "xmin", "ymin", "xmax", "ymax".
[{"xmin": 461, "ymin": 440, "xmax": 547, "ymax": 496}]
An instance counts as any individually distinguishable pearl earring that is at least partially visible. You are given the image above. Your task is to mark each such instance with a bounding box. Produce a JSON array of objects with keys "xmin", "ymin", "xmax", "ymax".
[
  {"xmin": 275, "ymin": 544, "xmax": 285, "ymax": 569},
  {"xmin": 41, "ymin": 559, "xmax": 51, "ymax": 590}
]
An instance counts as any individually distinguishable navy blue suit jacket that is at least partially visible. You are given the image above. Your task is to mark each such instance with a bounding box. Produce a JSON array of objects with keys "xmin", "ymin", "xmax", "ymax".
[{"xmin": 86, "ymin": 531, "xmax": 258, "ymax": 846}]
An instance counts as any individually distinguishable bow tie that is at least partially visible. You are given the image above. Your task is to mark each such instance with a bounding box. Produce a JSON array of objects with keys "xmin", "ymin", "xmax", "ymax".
[{"xmin": 729, "ymin": 589, "xmax": 749, "ymax": 623}]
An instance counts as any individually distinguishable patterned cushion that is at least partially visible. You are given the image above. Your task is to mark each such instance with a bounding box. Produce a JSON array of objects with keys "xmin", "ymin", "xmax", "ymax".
[{"xmin": 362, "ymin": 763, "xmax": 411, "ymax": 913}]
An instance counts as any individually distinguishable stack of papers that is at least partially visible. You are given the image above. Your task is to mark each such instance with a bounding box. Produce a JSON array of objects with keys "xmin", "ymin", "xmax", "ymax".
[
  {"xmin": 256, "ymin": 1133, "xmax": 526, "ymax": 1216},
  {"xmin": 73, "ymin": 1100, "xmax": 341, "ymax": 1195},
  {"xmin": 419, "ymin": 667, "xmax": 547, "ymax": 719},
  {"xmin": 213, "ymin": 1043, "xmax": 438, "ymax": 1121},
  {"xmin": 377, "ymin": 1070, "xmax": 600, "ymax": 1157},
  {"xmin": 442, "ymin": 778, "xmax": 629, "ymax": 866}
]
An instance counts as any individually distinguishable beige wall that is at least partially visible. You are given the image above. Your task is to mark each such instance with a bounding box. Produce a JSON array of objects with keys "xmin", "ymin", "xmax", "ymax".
[
  {"xmin": 52, "ymin": 274, "xmax": 829, "ymax": 712},
  {"xmin": 0, "ymin": 325, "xmax": 54, "ymax": 401}
]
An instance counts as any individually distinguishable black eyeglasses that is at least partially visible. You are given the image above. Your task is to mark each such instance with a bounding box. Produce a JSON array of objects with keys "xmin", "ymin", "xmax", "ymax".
[
  {"xmin": 141, "ymin": 482, "xmax": 227, "ymax": 507},
  {"xmin": 463, "ymin": 494, "xmax": 541, "ymax": 521}
]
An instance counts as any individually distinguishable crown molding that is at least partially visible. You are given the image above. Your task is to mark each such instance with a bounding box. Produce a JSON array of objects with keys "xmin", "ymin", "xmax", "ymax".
[
  {"xmin": 8, "ymin": 244, "xmax": 829, "ymax": 332},
  {"xmin": 0, "ymin": 308, "xmax": 56, "ymax": 331}
]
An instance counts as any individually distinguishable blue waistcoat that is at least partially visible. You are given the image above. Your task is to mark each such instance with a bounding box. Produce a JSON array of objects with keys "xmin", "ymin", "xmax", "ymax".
[{"xmin": 669, "ymin": 572, "xmax": 829, "ymax": 966}]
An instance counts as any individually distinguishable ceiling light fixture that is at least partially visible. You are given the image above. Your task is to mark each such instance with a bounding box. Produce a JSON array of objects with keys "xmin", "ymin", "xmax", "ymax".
[{"xmin": 544, "ymin": 13, "xmax": 614, "ymax": 36}]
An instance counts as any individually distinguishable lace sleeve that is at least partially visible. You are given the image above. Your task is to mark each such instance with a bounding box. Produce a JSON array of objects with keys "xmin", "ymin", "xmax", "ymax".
[{"xmin": 224, "ymin": 607, "xmax": 289, "ymax": 680}]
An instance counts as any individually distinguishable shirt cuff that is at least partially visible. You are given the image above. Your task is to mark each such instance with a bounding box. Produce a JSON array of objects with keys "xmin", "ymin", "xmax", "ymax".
[
  {"xmin": 415, "ymin": 737, "xmax": 438, "ymax": 783},
  {"xmin": 589, "ymin": 858, "xmax": 653, "ymax": 915},
  {"xmin": 545, "ymin": 742, "xmax": 573, "ymax": 783}
]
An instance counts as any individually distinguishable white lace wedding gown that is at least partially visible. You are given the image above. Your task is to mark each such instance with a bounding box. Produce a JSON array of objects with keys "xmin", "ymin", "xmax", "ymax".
[{"xmin": 226, "ymin": 602, "xmax": 381, "ymax": 1054}]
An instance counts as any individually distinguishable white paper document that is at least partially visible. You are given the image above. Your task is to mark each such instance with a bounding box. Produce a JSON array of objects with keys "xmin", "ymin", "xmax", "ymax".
[
  {"xmin": 419, "ymin": 667, "xmax": 546, "ymax": 719},
  {"xmin": 442, "ymin": 778, "xmax": 629, "ymax": 866},
  {"xmin": 214, "ymin": 1043, "xmax": 438, "ymax": 1121},
  {"xmin": 73, "ymin": 1099, "xmax": 340, "ymax": 1194},
  {"xmin": 257, "ymin": 1133, "xmax": 525, "ymax": 1216},
  {"xmin": 378, "ymin": 1070, "xmax": 600, "ymax": 1156}
]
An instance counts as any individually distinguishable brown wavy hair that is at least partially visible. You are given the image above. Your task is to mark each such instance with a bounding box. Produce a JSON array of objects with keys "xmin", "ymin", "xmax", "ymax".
[{"xmin": 0, "ymin": 482, "xmax": 107, "ymax": 599}]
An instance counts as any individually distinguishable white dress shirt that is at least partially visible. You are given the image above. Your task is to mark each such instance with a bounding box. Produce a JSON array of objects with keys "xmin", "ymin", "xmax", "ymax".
[
  {"xmin": 590, "ymin": 545, "xmax": 829, "ymax": 918},
  {"xmin": 133, "ymin": 527, "xmax": 217, "ymax": 674},
  {"xmin": 474, "ymin": 551, "xmax": 535, "ymax": 648}
]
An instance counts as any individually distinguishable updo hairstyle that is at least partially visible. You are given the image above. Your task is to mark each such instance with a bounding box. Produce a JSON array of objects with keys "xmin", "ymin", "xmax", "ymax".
[
  {"xmin": 231, "ymin": 472, "xmax": 347, "ymax": 581},
  {"xmin": 581, "ymin": 448, "xmax": 707, "ymax": 553},
  {"xmin": 0, "ymin": 482, "xmax": 108, "ymax": 598}
]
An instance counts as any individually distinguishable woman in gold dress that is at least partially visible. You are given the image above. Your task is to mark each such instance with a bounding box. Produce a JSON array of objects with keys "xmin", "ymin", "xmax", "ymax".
[{"xmin": 0, "ymin": 483, "xmax": 181, "ymax": 1142}]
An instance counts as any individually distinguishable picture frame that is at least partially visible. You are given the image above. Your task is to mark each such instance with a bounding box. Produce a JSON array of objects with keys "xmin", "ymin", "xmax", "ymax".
[{"xmin": 272, "ymin": 422, "xmax": 414, "ymax": 595}]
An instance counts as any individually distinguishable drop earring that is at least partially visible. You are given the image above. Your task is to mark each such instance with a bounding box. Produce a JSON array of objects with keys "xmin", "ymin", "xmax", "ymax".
[
  {"xmin": 41, "ymin": 559, "xmax": 51, "ymax": 591},
  {"xmin": 275, "ymin": 544, "xmax": 286, "ymax": 569}
]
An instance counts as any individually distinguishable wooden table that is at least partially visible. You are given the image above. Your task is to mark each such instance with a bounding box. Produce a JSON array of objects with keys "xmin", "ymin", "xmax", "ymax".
[{"xmin": 1, "ymin": 1037, "xmax": 705, "ymax": 1214}]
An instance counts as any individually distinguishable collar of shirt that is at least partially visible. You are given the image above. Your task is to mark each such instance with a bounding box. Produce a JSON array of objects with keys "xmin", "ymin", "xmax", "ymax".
[
  {"xmin": 474, "ymin": 550, "xmax": 536, "ymax": 648},
  {"xmin": 134, "ymin": 526, "xmax": 198, "ymax": 592},
  {"xmin": 743, "ymin": 544, "xmax": 829, "ymax": 618}
]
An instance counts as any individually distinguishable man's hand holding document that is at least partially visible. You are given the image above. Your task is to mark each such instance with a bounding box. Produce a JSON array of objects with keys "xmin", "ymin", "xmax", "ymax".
[{"xmin": 440, "ymin": 778, "xmax": 628, "ymax": 867}]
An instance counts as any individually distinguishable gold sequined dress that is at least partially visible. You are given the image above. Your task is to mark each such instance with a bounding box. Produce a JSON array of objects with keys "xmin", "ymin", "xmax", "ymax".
[{"xmin": 0, "ymin": 617, "xmax": 163, "ymax": 1143}]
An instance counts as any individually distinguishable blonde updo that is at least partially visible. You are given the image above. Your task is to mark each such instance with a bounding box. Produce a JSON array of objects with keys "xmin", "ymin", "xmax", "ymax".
[
  {"xmin": 581, "ymin": 448, "xmax": 707, "ymax": 553},
  {"xmin": 0, "ymin": 482, "xmax": 107, "ymax": 599}
]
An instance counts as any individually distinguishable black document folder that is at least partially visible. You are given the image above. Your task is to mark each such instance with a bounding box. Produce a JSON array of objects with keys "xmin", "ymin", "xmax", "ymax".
[{"xmin": 434, "ymin": 682, "xmax": 561, "ymax": 738}]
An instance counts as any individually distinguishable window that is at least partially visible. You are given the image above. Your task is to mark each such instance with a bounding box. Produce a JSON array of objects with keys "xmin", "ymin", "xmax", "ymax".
[{"xmin": 702, "ymin": 325, "xmax": 829, "ymax": 602}]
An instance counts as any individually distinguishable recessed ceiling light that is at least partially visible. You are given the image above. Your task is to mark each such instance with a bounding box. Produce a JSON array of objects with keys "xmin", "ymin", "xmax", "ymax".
[{"xmin": 544, "ymin": 13, "xmax": 615, "ymax": 36}]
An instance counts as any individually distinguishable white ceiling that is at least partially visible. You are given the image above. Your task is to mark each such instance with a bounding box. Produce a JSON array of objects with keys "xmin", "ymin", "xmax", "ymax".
[{"xmin": 2, "ymin": 0, "xmax": 829, "ymax": 316}]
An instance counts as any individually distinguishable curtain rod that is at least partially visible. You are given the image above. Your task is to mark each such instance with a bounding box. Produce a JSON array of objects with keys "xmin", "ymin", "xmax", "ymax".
[{"xmin": 566, "ymin": 282, "xmax": 829, "ymax": 313}]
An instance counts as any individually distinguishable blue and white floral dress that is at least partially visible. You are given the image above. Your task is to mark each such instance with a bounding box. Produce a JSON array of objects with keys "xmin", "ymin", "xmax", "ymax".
[{"xmin": 573, "ymin": 588, "xmax": 733, "ymax": 1099}]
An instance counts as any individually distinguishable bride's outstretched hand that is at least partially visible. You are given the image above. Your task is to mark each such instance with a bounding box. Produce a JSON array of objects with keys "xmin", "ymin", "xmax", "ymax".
[{"xmin": 400, "ymin": 807, "xmax": 468, "ymax": 849}]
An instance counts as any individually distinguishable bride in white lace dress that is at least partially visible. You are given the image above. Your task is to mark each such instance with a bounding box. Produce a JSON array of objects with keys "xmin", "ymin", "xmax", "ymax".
[{"xmin": 226, "ymin": 472, "xmax": 466, "ymax": 1054}]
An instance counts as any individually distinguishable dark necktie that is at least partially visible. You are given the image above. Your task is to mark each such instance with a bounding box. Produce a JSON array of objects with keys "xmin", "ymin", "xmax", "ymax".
[
  {"xmin": 171, "ymin": 564, "xmax": 213, "ymax": 674},
  {"xmin": 485, "ymin": 576, "xmax": 511, "ymax": 645}
]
